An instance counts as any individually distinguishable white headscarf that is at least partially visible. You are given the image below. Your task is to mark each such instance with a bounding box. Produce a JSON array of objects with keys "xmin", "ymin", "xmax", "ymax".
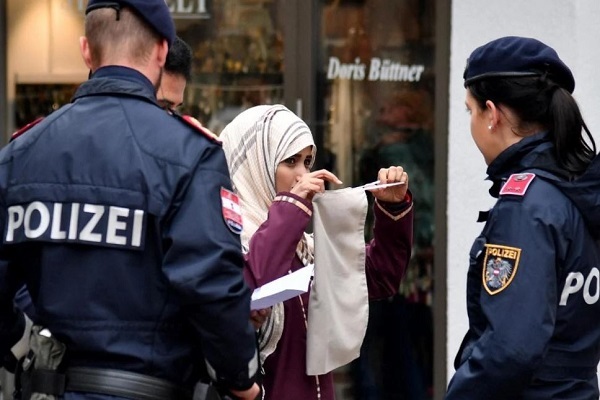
[
  {"xmin": 220, "ymin": 105, "xmax": 316, "ymax": 361},
  {"xmin": 220, "ymin": 104, "xmax": 316, "ymax": 262}
]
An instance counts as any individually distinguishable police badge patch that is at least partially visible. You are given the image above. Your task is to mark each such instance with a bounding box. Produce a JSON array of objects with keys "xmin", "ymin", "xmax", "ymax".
[
  {"xmin": 221, "ymin": 188, "xmax": 243, "ymax": 234},
  {"xmin": 483, "ymin": 244, "xmax": 521, "ymax": 295}
]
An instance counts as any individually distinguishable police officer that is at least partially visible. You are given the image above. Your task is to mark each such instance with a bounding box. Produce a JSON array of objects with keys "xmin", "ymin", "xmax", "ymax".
[
  {"xmin": 0, "ymin": 1, "xmax": 260, "ymax": 399},
  {"xmin": 445, "ymin": 36, "xmax": 600, "ymax": 399}
]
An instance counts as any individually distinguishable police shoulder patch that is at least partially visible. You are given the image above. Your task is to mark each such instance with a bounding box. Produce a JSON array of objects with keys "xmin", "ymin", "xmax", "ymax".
[
  {"xmin": 179, "ymin": 114, "xmax": 221, "ymax": 144},
  {"xmin": 10, "ymin": 117, "xmax": 44, "ymax": 142},
  {"xmin": 482, "ymin": 244, "xmax": 521, "ymax": 295},
  {"xmin": 499, "ymin": 173, "xmax": 536, "ymax": 197},
  {"xmin": 221, "ymin": 187, "xmax": 243, "ymax": 234}
]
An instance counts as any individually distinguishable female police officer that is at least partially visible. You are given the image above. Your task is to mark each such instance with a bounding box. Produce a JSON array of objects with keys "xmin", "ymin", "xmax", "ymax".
[{"xmin": 446, "ymin": 36, "xmax": 600, "ymax": 399}]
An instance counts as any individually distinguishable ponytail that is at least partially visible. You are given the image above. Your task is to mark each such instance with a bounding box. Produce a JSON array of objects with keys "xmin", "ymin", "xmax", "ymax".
[{"xmin": 548, "ymin": 87, "xmax": 596, "ymax": 175}]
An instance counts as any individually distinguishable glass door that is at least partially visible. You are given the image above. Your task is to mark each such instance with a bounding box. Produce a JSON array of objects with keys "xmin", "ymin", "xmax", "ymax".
[
  {"xmin": 174, "ymin": 0, "xmax": 285, "ymax": 134},
  {"xmin": 316, "ymin": 1, "xmax": 436, "ymax": 398},
  {"xmin": 175, "ymin": 1, "xmax": 440, "ymax": 398}
]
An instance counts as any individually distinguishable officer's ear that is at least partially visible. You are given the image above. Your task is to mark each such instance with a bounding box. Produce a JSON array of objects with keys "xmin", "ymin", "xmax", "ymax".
[
  {"xmin": 156, "ymin": 39, "xmax": 169, "ymax": 69},
  {"xmin": 79, "ymin": 36, "xmax": 94, "ymax": 70},
  {"xmin": 485, "ymin": 100, "xmax": 500, "ymax": 131}
]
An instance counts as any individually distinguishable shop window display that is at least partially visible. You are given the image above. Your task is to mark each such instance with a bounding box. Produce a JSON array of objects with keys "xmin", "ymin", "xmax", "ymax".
[
  {"xmin": 318, "ymin": 0, "xmax": 435, "ymax": 398},
  {"xmin": 14, "ymin": 84, "xmax": 79, "ymax": 130},
  {"xmin": 174, "ymin": 0, "xmax": 284, "ymax": 134},
  {"xmin": 8, "ymin": 2, "xmax": 435, "ymax": 398},
  {"xmin": 11, "ymin": 1, "xmax": 282, "ymax": 136}
]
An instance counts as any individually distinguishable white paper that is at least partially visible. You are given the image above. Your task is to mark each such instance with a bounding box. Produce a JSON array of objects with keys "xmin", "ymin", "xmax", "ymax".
[
  {"xmin": 251, "ymin": 264, "xmax": 314, "ymax": 310},
  {"xmin": 358, "ymin": 180, "xmax": 406, "ymax": 191}
]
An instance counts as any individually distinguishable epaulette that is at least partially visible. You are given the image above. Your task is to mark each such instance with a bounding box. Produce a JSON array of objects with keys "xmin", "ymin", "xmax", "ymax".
[
  {"xmin": 10, "ymin": 117, "xmax": 44, "ymax": 142},
  {"xmin": 177, "ymin": 114, "xmax": 221, "ymax": 144},
  {"xmin": 499, "ymin": 172, "xmax": 536, "ymax": 196}
]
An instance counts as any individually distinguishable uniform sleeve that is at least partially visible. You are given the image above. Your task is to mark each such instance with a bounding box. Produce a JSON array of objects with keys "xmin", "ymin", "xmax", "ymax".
[
  {"xmin": 365, "ymin": 196, "xmax": 414, "ymax": 299},
  {"xmin": 445, "ymin": 197, "xmax": 561, "ymax": 399},
  {"xmin": 244, "ymin": 192, "xmax": 312, "ymax": 288},
  {"xmin": 161, "ymin": 144, "xmax": 257, "ymax": 391}
]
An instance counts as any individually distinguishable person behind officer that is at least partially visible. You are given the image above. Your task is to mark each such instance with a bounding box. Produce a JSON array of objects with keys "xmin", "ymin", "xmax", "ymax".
[
  {"xmin": 445, "ymin": 36, "xmax": 600, "ymax": 399},
  {"xmin": 0, "ymin": 1, "xmax": 261, "ymax": 399},
  {"xmin": 157, "ymin": 35, "xmax": 192, "ymax": 113}
]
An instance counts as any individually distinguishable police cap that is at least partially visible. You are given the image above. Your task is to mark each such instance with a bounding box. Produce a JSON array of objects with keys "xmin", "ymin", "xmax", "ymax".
[
  {"xmin": 86, "ymin": 0, "xmax": 175, "ymax": 47},
  {"xmin": 463, "ymin": 36, "xmax": 575, "ymax": 93}
]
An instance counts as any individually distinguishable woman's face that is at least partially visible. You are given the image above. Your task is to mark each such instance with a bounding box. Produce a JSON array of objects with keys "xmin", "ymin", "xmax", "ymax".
[
  {"xmin": 275, "ymin": 146, "xmax": 313, "ymax": 193},
  {"xmin": 465, "ymin": 89, "xmax": 495, "ymax": 165}
]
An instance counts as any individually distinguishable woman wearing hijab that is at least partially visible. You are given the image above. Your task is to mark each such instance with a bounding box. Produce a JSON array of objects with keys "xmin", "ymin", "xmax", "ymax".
[{"xmin": 220, "ymin": 104, "xmax": 414, "ymax": 400}]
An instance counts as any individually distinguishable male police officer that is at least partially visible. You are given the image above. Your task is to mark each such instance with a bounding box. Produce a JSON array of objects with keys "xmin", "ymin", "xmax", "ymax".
[{"xmin": 0, "ymin": 1, "xmax": 260, "ymax": 399}]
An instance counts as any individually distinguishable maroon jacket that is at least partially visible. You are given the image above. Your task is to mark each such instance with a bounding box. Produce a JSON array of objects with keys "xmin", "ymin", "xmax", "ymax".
[{"xmin": 244, "ymin": 192, "xmax": 413, "ymax": 400}]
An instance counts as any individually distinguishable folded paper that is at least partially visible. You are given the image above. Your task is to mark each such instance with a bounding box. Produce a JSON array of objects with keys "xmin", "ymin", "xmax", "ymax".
[{"xmin": 251, "ymin": 265, "xmax": 314, "ymax": 310}]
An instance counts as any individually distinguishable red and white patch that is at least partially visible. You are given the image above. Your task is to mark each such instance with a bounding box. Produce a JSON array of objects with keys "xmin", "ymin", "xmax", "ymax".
[
  {"xmin": 181, "ymin": 114, "xmax": 221, "ymax": 143},
  {"xmin": 221, "ymin": 188, "xmax": 243, "ymax": 234},
  {"xmin": 10, "ymin": 117, "xmax": 44, "ymax": 142},
  {"xmin": 499, "ymin": 173, "xmax": 536, "ymax": 197}
]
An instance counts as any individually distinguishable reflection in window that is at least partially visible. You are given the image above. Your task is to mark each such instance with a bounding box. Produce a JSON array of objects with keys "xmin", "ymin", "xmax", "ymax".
[
  {"xmin": 15, "ymin": 84, "xmax": 79, "ymax": 130},
  {"xmin": 174, "ymin": 0, "xmax": 284, "ymax": 134},
  {"xmin": 318, "ymin": 1, "xmax": 435, "ymax": 399}
]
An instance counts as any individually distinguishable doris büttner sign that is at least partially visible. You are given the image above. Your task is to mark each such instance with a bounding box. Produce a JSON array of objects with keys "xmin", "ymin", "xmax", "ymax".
[{"xmin": 327, "ymin": 57, "xmax": 426, "ymax": 82}]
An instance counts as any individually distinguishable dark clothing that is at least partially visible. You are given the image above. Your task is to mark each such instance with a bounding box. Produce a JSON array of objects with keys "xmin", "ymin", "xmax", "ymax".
[
  {"xmin": 0, "ymin": 66, "xmax": 257, "ymax": 397},
  {"xmin": 14, "ymin": 285, "xmax": 35, "ymax": 321},
  {"xmin": 446, "ymin": 132, "xmax": 600, "ymax": 399},
  {"xmin": 244, "ymin": 192, "xmax": 413, "ymax": 400}
]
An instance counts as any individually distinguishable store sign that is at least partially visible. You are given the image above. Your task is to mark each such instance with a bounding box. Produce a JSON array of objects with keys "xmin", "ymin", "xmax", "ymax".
[
  {"xmin": 326, "ymin": 57, "xmax": 425, "ymax": 82},
  {"xmin": 166, "ymin": 0, "xmax": 210, "ymax": 19},
  {"xmin": 64, "ymin": 0, "xmax": 210, "ymax": 19}
]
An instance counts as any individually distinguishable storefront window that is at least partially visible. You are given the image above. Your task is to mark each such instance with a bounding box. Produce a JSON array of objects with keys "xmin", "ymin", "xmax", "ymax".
[
  {"xmin": 318, "ymin": 0, "xmax": 435, "ymax": 398},
  {"xmin": 174, "ymin": 0, "xmax": 284, "ymax": 134},
  {"xmin": 15, "ymin": 84, "xmax": 78, "ymax": 130}
]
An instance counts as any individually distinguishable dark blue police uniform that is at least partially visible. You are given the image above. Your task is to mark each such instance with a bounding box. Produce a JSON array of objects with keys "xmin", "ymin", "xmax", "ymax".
[
  {"xmin": 0, "ymin": 66, "xmax": 258, "ymax": 399},
  {"xmin": 446, "ymin": 132, "xmax": 600, "ymax": 399}
]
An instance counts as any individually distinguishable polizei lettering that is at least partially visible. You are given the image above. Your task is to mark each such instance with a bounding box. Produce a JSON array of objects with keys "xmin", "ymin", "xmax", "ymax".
[
  {"xmin": 486, "ymin": 247, "xmax": 519, "ymax": 260},
  {"xmin": 5, "ymin": 201, "xmax": 146, "ymax": 249},
  {"xmin": 559, "ymin": 267, "xmax": 600, "ymax": 306}
]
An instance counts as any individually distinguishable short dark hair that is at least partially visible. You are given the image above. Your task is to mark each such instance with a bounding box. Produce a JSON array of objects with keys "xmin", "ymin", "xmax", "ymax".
[
  {"xmin": 85, "ymin": 7, "xmax": 160, "ymax": 68},
  {"xmin": 165, "ymin": 36, "xmax": 192, "ymax": 82}
]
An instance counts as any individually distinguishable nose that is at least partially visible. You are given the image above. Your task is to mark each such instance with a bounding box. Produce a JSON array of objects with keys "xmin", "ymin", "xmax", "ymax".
[{"xmin": 295, "ymin": 167, "xmax": 310, "ymax": 182}]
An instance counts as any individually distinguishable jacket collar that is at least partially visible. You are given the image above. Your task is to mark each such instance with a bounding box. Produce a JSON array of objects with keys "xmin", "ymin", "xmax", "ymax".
[
  {"xmin": 485, "ymin": 131, "xmax": 572, "ymax": 197},
  {"xmin": 72, "ymin": 66, "xmax": 159, "ymax": 106}
]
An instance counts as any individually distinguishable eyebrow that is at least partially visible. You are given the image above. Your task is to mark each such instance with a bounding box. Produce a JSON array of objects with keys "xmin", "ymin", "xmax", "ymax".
[{"xmin": 158, "ymin": 98, "xmax": 183, "ymax": 110}]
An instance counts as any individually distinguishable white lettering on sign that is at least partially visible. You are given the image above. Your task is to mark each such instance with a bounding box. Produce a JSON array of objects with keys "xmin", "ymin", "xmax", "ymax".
[
  {"xmin": 65, "ymin": 0, "xmax": 209, "ymax": 19},
  {"xmin": 166, "ymin": 0, "xmax": 208, "ymax": 14},
  {"xmin": 326, "ymin": 57, "xmax": 425, "ymax": 82},
  {"xmin": 166, "ymin": 0, "xmax": 209, "ymax": 19},
  {"xmin": 559, "ymin": 267, "xmax": 600, "ymax": 305},
  {"xmin": 327, "ymin": 57, "xmax": 366, "ymax": 80}
]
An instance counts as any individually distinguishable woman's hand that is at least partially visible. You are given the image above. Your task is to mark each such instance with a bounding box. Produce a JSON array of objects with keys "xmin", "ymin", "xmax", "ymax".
[
  {"xmin": 369, "ymin": 166, "xmax": 409, "ymax": 203},
  {"xmin": 290, "ymin": 169, "xmax": 342, "ymax": 201},
  {"xmin": 250, "ymin": 308, "xmax": 271, "ymax": 330}
]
